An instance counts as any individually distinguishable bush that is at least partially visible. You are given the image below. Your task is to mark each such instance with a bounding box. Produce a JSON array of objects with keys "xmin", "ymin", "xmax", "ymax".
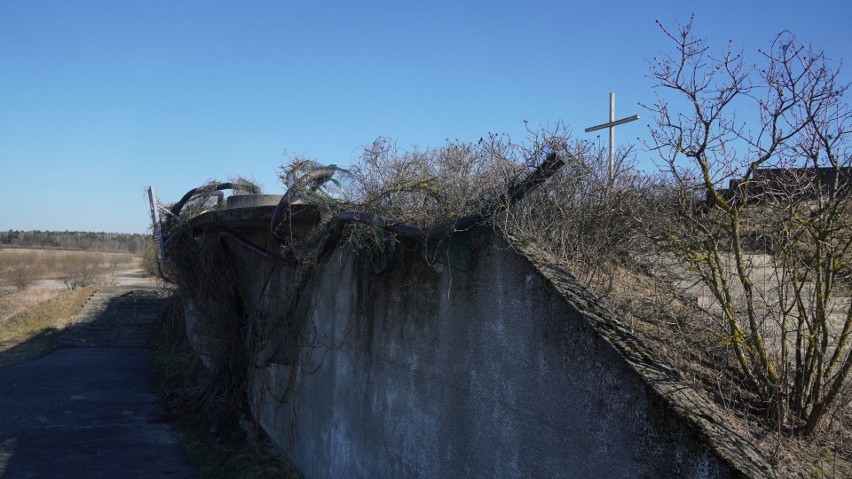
[
  {"xmin": 9, "ymin": 265, "xmax": 37, "ymax": 291},
  {"xmin": 142, "ymin": 237, "xmax": 161, "ymax": 278},
  {"xmin": 59, "ymin": 253, "xmax": 104, "ymax": 290}
]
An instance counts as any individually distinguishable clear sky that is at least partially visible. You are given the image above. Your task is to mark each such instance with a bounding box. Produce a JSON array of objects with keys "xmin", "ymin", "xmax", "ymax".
[{"xmin": 1, "ymin": 0, "xmax": 849, "ymax": 234}]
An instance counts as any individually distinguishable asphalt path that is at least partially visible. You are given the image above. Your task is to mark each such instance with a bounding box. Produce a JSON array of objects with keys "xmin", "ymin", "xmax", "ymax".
[{"xmin": 0, "ymin": 286, "xmax": 197, "ymax": 478}]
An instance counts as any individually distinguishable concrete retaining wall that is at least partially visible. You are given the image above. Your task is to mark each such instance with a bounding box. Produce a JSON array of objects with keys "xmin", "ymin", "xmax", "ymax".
[{"xmin": 183, "ymin": 209, "xmax": 773, "ymax": 478}]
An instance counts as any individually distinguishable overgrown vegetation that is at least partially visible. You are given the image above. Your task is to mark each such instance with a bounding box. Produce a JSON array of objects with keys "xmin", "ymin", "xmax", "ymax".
[
  {"xmin": 156, "ymin": 20, "xmax": 850, "ymax": 478},
  {"xmin": 643, "ymin": 17, "xmax": 851, "ymax": 437},
  {"xmin": 158, "ymin": 135, "xmax": 578, "ymax": 477},
  {"xmin": 141, "ymin": 236, "xmax": 160, "ymax": 277},
  {"xmin": 155, "ymin": 178, "xmax": 262, "ymax": 431},
  {"xmin": 152, "ymin": 294, "xmax": 302, "ymax": 479}
]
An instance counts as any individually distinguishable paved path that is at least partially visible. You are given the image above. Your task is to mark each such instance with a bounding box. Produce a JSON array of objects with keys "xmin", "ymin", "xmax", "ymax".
[
  {"xmin": 0, "ymin": 286, "xmax": 197, "ymax": 478},
  {"xmin": 60, "ymin": 286, "xmax": 170, "ymax": 348}
]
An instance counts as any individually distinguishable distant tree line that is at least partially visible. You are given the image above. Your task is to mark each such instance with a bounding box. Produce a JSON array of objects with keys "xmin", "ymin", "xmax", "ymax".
[{"xmin": 0, "ymin": 230, "xmax": 147, "ymax": 253}]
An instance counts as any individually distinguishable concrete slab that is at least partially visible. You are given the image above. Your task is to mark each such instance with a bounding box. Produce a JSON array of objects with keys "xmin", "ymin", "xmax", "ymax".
[
  {"xmin": 0, "ymin": 348, "xmax": 197, "ymax": 478},
  {"xmin": 226, "ymin": 194, "xmax": 283, "ymax": 209}
]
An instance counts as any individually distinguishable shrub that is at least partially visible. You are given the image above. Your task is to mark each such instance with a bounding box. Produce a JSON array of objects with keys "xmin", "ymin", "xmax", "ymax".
[
  {"xmin": 59, "ymin": 253, "xmax": 104, "ymax": 290},
  {"xmin": 9, "ymin": 265, "xmax": 37, "ymax": 291}
]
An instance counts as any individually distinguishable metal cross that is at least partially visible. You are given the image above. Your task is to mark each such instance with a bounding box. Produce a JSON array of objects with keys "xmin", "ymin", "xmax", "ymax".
[{"xmin": 584, "ymin": 92, "xmax": 640, "ymax": 184}]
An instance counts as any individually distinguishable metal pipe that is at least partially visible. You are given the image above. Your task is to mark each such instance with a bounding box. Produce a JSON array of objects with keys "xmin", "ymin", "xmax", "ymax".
[
  {"xmin": 170, "ymin": 181, "xmax": 261, "ymax": 217},
  {"xmin": 270, "ymin": 168, "xmax": 338, "ymax": 241}
]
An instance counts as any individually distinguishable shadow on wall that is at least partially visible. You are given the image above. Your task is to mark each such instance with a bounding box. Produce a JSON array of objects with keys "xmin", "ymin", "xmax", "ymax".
[{"xmin": 174, "ymin": 206, "xmax": 775, "ymax": 479}]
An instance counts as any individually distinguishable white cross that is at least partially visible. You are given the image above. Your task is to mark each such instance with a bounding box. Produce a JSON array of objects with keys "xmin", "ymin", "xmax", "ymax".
[{"xmin": 584, "ymin": 92, "xmax": 640, "ymax": 184}]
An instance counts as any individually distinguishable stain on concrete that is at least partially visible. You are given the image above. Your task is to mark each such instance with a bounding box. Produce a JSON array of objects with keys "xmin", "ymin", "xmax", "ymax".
[{"xmin": 181, "ymin": 207, "xmax": 775, "ymax": 478}]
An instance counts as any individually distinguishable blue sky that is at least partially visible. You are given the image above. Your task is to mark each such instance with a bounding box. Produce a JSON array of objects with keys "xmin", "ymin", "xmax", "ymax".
[{"xmin": 1, "ymin": 0, "xmax": 849, "ymax": 234}]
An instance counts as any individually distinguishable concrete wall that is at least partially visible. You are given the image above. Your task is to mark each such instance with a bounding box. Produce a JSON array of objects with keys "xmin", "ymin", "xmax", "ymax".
[{"xmin": 184, "ymin": 210, "xmax": 773, "ymax": 478}]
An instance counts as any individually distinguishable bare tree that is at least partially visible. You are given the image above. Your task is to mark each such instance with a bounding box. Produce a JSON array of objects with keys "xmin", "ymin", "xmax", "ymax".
[{"xmin": 644, "ymin": 17, "xmax": 851, "ymax": 435}]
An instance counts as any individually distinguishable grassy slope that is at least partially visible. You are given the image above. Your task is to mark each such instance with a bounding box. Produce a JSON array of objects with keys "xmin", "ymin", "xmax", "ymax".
[{"xmin": 0, "ymin": 286, "xmax": 97, "ymax": 367}]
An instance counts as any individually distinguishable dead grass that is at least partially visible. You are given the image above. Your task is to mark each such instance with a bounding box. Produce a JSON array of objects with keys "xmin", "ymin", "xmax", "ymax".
[
  {"xmin": 0, "ymin": 286, "xmax": 97, "ymax": 366},
  {"xmin": 0, "ymin": 248, "xmax": 140, "ymax": 281},
  {"xmin": 0, "ymin": 248, "xmax": 142, "ymax": 295},
  {"xmin": 598, "ymin": 264, "xmax": 852, "ymax": 478},
  {"xmin": 0, "ymin": 288, "xmax": 64, "ymax": 322}
]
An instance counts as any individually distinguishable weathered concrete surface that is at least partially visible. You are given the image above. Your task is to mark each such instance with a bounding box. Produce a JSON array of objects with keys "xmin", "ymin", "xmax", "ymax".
[
  {"xmin": 184, "ymin": 207, "xmax": 775, "ymax": 478},
  {"xmin": 0, "ymin": 348, "xmax": 196, "ymax": 478},
  {"xmin": 248, "ymin": 241, "xmax": 769, "ymax": 478},
  {"xmin": 227, "ymin": 194, "xmax": 283, "ymax": 209}
]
